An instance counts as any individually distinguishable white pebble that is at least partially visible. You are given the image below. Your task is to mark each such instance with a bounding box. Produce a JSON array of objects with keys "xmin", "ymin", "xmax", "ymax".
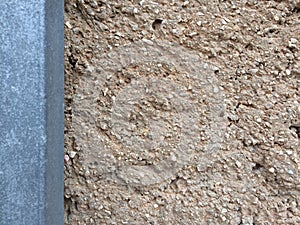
[
  {"xmin": 290, "ymin": 38, "xmax": 298, "ymax": 44},
  {"xmin": 286, "ymin": 150, "xmax": 293, "ymax": 155},
  {"xmin": 269, "ymin": 167, "xmax": 275, "ymax": 173},
  {"xmin": 235, "ymin": 161, "xmax": 242, "ymax": 168},
  {"xmin": 69, "ymin": 151, "xmax": 77, "ymax": 158}
]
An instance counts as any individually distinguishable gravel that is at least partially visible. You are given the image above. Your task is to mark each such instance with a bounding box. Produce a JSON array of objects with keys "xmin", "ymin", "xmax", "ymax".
[{"xmin": 64, "ymin": 0, "xmax": 300, "ymax": 224}]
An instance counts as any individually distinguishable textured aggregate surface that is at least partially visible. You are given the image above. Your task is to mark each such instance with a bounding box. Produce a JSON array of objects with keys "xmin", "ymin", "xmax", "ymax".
[{"xmin": 64, "ymin": 0, "xmax": 300, "ymax": 224}]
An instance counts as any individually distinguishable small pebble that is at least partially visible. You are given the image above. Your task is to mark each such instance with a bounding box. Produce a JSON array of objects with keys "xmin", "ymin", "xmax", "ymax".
[
  {"xmin": 235, "ymin": 161, "xmax": 242, "ymax": 168},
  {"xmin": 269, "ymin": 167, "xmax": 275, "ymax": 173},
  {"xmin": 65, "ymin": 21, "xmax": 72, "ymax": 29},
  {"xmin": 64, "ymin": 154, "xmax": 70, "ymax": 162},
  {"xmin": 69, "ymin": 151, "xmax": 77, "ymax": 158}
]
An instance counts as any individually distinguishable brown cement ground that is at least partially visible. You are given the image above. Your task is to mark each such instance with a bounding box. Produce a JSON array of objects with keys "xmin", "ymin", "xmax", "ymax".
[{"xmin": 64, "ymin": 0, "xmax": 300, "ymax": 224}]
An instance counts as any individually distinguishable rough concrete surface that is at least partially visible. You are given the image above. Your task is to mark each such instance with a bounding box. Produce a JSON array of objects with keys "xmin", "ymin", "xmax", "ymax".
[{"xmin": 64, "ymin": 0, "xmax": 300, "ymax": 224}]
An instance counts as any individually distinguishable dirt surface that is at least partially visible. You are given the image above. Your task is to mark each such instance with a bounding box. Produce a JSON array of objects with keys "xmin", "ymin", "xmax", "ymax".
[{"xmin": 64, "ymin": 0, "xmax": 300, "ymax": 224}]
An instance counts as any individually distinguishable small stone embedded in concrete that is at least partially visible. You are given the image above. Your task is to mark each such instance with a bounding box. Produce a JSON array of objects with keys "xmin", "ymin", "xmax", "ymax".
[
  {"xmin": 69, "ymin": 151, "xmax": 77, "ymax": 158},
  {"xmin": 269, "ymin": 167, "xmax": 275, "ymax": 173}
]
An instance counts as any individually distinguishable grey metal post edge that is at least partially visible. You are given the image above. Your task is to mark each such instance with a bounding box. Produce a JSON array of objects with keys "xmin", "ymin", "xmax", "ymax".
[{"xmin": 0, "ymin": 1, "xmax": 64, "ymax": 225}]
